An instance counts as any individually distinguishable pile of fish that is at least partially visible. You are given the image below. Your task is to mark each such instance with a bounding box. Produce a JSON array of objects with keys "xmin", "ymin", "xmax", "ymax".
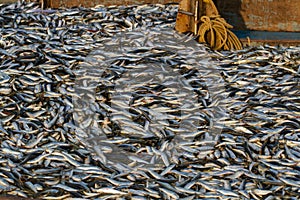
[{"xmin": 0, "ymin": 1, "xmax": 299, "ymax": 199}]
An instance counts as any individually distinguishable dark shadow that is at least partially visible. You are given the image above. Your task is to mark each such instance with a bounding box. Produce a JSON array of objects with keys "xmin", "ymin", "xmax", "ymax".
[{"xmin": 213, "ymin": 0, "xmax": 247, "ymax": 31}]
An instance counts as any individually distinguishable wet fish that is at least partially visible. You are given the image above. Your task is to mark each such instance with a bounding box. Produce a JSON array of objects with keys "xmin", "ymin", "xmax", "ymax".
[{"xmin": 0, "ymin": 1, "xmax": 299, "ymax": 199}]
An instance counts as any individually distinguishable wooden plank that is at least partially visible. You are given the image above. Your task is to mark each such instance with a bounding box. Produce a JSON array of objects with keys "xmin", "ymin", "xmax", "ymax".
[
  {"xmin": 0, "ymin": 0, "xmax": 18, "ymax": 4},
  {"xmin": 234, "ymin": 30, "xmax": 300, "ymax": 46},
  {"xmin": 214, "ymin": 0, "xmax": 300, "ymax": 32},
  {"xmin": 175, "ymin": 0, "xmax": 194, "ymax": 33}
]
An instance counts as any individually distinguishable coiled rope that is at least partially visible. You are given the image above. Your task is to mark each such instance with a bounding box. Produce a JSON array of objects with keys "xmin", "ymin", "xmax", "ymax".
[{"xmin": 197, "ymin": 0, "xmax": 242, "ymax": 50}]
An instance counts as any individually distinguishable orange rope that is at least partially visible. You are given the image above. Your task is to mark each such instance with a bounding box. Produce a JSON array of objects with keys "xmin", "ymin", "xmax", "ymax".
[{"xmin": 197, "ymin": 0, "xmax": 242, "ymax": 50}]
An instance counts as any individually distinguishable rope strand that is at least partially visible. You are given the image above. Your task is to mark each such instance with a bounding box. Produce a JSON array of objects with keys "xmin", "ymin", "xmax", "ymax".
[{"xmin": 197, "ymin": 0, "xmax": 242, "ymax": 50}]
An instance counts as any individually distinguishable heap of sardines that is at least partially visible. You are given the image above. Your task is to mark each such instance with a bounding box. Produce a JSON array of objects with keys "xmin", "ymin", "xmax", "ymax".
[{"xmin": 0, "ymin": 1, "xmax": 299, "ymax": 199}]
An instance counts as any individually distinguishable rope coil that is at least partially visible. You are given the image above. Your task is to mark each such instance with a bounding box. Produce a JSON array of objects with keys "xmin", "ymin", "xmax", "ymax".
[{"xmin": 197, "ymin": 0, "xmax": 242, "ymax": 50}]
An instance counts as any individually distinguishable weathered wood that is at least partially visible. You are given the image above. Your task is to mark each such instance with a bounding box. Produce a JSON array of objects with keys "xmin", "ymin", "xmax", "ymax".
[
  {"xmin": 175, "ymin": 0, "xmax": 221, "ymax": 34},
  {"xmin": 0, "ymin": 0, "xmax": 19, "ymax": 3},
  {"xmin": 175, "ymin": 0, "xmax": 194, "ymax": 33},
  {"xmin": 214, "ymin": 0, "xmax": 300, "ymax": 32}
]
